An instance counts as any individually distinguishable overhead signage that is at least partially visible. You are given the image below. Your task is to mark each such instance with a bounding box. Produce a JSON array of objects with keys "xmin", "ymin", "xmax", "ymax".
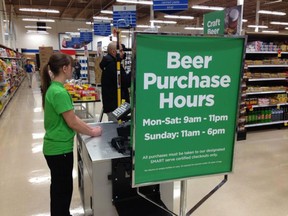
[
  {"xmin": 203, "ymin": 10, "xmax": 225, "ymax": 35},
  {"xmin": 131, "ymin": 33, "xmax": 245, "ymax": 187},
  {"xmin": 204, "ymin": 5, "xmax": 242, "ymax": 35},
  {"xmin": 94, "ymin": 21, "xmax": 111, "ymax": 36},
  {"xmin": 113, "ymin": 5, "xmax": 136, "ymax": 28},
  {"xmin": 59, "ymin": 33, "xmax": 92, "ymax": 50},
  {"xmin": 61, "ymin": 33, "xmax": 82, "ymax": 49},
  {"xmin": 153, "ymin": 0, "xmax": 188, "ymax": 11},
  {"xmin": 80, "ymin": 31, "xmax": 93, "ymax": 44}
]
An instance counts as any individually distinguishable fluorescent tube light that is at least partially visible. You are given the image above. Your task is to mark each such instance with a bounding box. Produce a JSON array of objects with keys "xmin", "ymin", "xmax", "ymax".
[
  {"xmin": 258, "ymin": 10, "xmax": 286, "ymax": 16},
  {"xmin": 242, "ymin": 19, "xmax": 248, "ymax": 22},
  {"xmin": 116, "ymin": 0, "xmax": 152, "ymax": 5},
  {"xmin": 184, "ymin": 27, "xmax": 204, "ymax": 30},
  {"xmin": 286, "ymin": 27, "xmax": 288, "ymax": 30},
  {"xmin": 39, "ymin": 19, "xmax": 55, "ymax": 22},
  {"xmin": 137, "ymin": 25, "xmax": 161, "ymax": 28},
  {"xmin": 121, "ymin": 30, "xmax": 132, "ymax": 33},
  {"xmin": 192, "ymin": 5, "xmax": 224, "ymax": 11},
  {"xmin": 270, "ymin": 21, "xmax": 288, "ymax": 25},
  {"xmin": 25, "ymin": 26, "xmax": 52, "ymax": 29},
  {"xmin": 27, "ymin": 30, "xmax": 49, "ymax": 34},
  {"xmin": 20, "ymin": 8, "xmax": 60, "ymax": 13},
  {"xmin": 262, "ymin": 30, "xmax": 279, "ymax": 33},
  {"xmin": 164, "ymin": 15, "xmax": 194, "ymax": 20},
  {"xmin": 150, "ymin": 20, "xmax": 177, "ymax": 24},
  {"xmin": 22, "ymin": 18, "xmax": 55, "ymax": 22},
  {"xmin": 247, "ymin": 25, "xmax": 268, "ymax": 28},
  {"xmin": 93, "ymin": 16, "xmax": 113, "ymax": 21},
  {"xmin": 100, "ymin": 10, "xmax": 113, "ymax": 14},
  {"xmin": 65, "ymin": 32, "xmax": 80, "ymax": 35},
  {"xmin": 78, "ymin": 28, "xmax": 90, "ymax": 31}
]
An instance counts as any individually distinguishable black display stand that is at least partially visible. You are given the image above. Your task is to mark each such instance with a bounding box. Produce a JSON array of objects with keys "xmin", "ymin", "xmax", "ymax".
[{"xmin": 110, "ymin": 158, "xmax": 172, "ymax": 216}]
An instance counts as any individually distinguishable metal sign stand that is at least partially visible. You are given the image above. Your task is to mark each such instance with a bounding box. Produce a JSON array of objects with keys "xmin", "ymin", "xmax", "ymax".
[
  {"xmin": 186, "ymin": 175, "xmax": 228, "ymax": 215},
  {"xmin": 137, "ymin": 175, "xmax": 228, "ymax": 216},
  {"xmin": 179, "ymin": 180, "xmax": 187, "ymax": 216}
]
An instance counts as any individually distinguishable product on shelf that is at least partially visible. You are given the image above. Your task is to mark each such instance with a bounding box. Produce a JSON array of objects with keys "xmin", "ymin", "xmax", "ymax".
[
  {"xmin": 64, "ymin": 82, "xmax": 100, "ymax": 101},
  {"xmin": 246, "ymin": 40, "xmax": 288, "ymax": 52}
]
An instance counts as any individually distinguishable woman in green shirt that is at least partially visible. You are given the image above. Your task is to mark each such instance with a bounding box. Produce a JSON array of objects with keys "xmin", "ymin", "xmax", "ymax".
[{"xmin": 41, "ymin": 53, "xmax": 102, "ymax": 216}]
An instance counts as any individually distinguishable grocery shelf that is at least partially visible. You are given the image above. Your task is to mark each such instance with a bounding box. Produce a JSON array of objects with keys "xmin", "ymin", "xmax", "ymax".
[
  {"xmin": 247, "ymin": 65, "xmax": 288, "ymax": 68},
  {"xmin": 246, "ymin": 90, "xmax": 286, "ymax": 95},
  {"xmin": 246, "ymin": 51, "xmax": 288, "ymax": 54},
  {"xmin": 0, "ymin": 79, "xmax": 24, "ymax": 116},
  {"xmin": 248, "ymin": 78, "xmax": 286, "ymax": 81},
  {"xmin": 250, "ymin": 103, "xmax": 288, "ymax": 108},
  {"xmin": 245, "ymin": 120, "xmax": 288, "ymax": 128}
]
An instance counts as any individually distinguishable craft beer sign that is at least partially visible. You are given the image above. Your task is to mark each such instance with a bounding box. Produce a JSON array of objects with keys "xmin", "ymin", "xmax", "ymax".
[{"xmin": 131, "ymin": 34, "xmax": 245, "ymax": 187}]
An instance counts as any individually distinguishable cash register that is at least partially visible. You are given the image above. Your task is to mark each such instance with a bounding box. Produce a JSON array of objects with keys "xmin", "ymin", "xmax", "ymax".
[{"xmin": 109, "ymin": 103, "xmax": 172, "ymax": 216}]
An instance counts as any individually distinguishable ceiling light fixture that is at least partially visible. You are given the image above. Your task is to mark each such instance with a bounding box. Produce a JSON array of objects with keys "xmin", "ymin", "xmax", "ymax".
[
  {"xmin": 258, "ymin": 10, "xmax": 286, "ymax": 16},
  {"xmin": 20, "ymin": 8, "xmax": 60, "ymax": 13},
  {"xmin": 262, "ymin": 30, "xmax": 279, "ymax": 33},
  {"xmin": 164, "ymin": 15, "xmax": 194, "ymax": 20},
  {"xmin": 116, "ymin": 0, "xmax": 152, "ymax": 5},
  {"xmin": 137, "ymin": 25, "xmax": 161, "ymax": 28},
  {"xmin": 270, "ymin": 21, "xmax": 288, "ymax": 25},
  {"xmin": 121, "ymin": 30, "xmax": 132, "ymax": 33},
  {"xmin": 93, "ymin": 16, "xmax": 113, "ymax": 21},
  {"xmin": 184, "ymin": 27, "xmax": 204, "ymax": 30},
  {"xmin": 242, "ymin": 19, "xmax": 248, "ymax": 22},
  {"xmin": 22, "ymin": 18, "xmax": 55, "ymax": 22},
  {"xmin": 247, "ymin": 25, "xmax": 268, "ymax": 28},
  {"xmin": 150, "ymin": 20, "xmax": 177, "ymax": 24},
  {"xmin": 25, "ymin": 25, "xmax": 52, "ymax": 29},
  {"xmin": 65, "ymin": 32, "xmax": 80, "ymax": 35},
  {"xmin": 100, "ymin": 10, "xmax": 113, "ymax": 14},
  {"xmin": 192, "ymin": 5, "xmax": 224, "ymax": 11},
  {"xmin": 27, "ymin": 30, "xmax": 49, "ymax": 34}
]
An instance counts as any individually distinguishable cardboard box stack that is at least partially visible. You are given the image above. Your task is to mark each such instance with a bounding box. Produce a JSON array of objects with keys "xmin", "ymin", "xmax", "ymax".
[{"xmin": 39, "ymin": 46, "xmax": 53, "ymax": 73}]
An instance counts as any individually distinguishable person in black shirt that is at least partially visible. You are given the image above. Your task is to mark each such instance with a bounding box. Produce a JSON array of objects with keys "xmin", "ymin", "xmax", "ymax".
[
  {"xmin": 74, "ymin": 58, "xmax": 81, "ymax": 80},
  {"xmin": 100, "ymin": 42, "xmax": 131, "ymax": 122}
]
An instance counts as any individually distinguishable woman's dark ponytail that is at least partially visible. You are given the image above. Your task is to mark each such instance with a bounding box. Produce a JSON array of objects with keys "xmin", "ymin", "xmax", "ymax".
[{"xmin": 41, "ymin": 63, "xmax": 51, "ymax": 109}]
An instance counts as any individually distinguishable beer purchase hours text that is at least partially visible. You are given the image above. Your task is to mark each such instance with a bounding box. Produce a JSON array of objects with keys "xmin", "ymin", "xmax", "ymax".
[{"xmin": 143, "ymin": 52, "xmax": 232, "ymax": 109}]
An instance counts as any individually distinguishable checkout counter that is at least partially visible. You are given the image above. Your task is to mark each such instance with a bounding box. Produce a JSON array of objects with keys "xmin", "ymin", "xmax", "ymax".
[{"xmin": 77, "ymin": 122, "xmax": 175, "ymax": 216}]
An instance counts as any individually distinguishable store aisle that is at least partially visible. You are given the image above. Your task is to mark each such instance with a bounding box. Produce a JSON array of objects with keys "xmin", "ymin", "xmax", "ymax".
[
  {"xmin": 0, "ymin": 78, "xmax": 83, "ymax": 216},
  {"xmin": 1, "ymin": 78, "xmax": 288, "ymax": 216}
]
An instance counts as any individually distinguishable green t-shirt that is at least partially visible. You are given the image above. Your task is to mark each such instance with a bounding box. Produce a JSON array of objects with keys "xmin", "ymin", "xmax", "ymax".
[{"xmin": 43, "ymin": 81, "xmax": 75, "ymax": 155}]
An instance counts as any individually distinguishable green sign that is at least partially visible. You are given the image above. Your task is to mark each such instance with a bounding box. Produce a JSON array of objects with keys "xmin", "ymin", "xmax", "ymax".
[
  {"xmin": 131, "ymin": 34, "xmax": 245, "ymax": 187},
  {"xmin": 204, "ymin": 6, "xmax": 243, "ymax": 35},
  {"xmin": 204, "ymin": 10, "xmax": 225, "ymax": 35}
]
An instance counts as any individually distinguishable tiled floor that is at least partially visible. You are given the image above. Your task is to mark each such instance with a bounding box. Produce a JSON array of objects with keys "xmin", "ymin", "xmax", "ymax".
[{"xmin": 1, "ymin": 77, "xmax": 288, "ymax": 216}]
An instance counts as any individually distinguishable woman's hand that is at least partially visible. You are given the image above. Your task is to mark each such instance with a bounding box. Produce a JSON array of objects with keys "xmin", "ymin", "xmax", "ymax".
[{"xmin": 91, "ymin": 126, "xmax": 102, "ymax": 137}]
